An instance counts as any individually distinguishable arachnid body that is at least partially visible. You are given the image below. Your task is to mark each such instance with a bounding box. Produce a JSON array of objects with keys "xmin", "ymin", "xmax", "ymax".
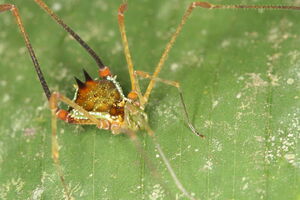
[{"xmin": 0, "ymin": 0, "xmax": 299, "ymax": 199}]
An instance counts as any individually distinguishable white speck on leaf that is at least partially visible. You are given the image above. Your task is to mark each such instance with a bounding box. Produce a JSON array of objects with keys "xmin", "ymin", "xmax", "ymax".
[
  {"xmin": 202, "ymin": 159, "xmax": 213, "ymax": 171},
  {"xmin": 287, "ymin": 78, "xmax": 294, "ymax": 85},
  {"xmin": 204, "ymin": 120, "xmax": 213, "ymax": 128},
  {"xmin": 255, "ymin": 136, "xmax": 265, "ymax": 142},
  {"xmin": 221, "ymin": 39, "xmax": 231, "ymax": 48},
  {"xmin": 31, "ymin": 186, "xmax": 44, "ymax": 200},
  {"xmin": 23, "ymin": 128, "xmax": 36, "ymax": 137},
  {"xmin": 149, "ymin": 184, "xmax": 165, "ymax": 200},
  {"xmin": 245, "ymin": 73, "xmax": 268, "ymax": 88},
  {"xmin": 52, "ymin": 3, "xmax": 62, "ymax": 11},
  {"xmin": 0, "ymin": 80, "xmax": 7, "ymax": 87},
  {"xmin": 111, "ymin": 41, "xmax": 122, "ymax": 55},
  {"xmin": 242, "ymin": 182, "xmax": 249, "ymax": 190},
  {"xmin": 2, "ymin": 94, "xmax": 10, "ymax": 103},
  {"xmin": 16, "ymin": 75, "xmax": 24, "ymax": 81},
  {"xmin": 170, "ymin": 63, "xmax": 179, "ymax": 72},
  {"xmin": 212, "ymin": 100, "xmax": 219, "ymax": 109}
]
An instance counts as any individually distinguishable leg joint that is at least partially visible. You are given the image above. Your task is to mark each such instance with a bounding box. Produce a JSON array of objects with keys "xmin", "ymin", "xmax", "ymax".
[
  {"xmin": 118, "ymin": 3, "xmax": 128, "ymax": 16},
  {"xmin": 0, "ymin": 4, "xmax": 15, "ymax": 12}
]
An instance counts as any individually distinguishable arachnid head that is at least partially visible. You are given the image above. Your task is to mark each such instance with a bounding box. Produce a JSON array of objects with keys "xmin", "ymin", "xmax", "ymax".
[{"xmin": 123, "ymin": 101, "xmax": 149, "ymax": 132}]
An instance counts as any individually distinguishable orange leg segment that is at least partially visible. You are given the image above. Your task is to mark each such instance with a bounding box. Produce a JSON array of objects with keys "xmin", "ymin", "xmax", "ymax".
[{"xmin": 118, "ymin": 3, "xmax": 138, "ymax": 93}]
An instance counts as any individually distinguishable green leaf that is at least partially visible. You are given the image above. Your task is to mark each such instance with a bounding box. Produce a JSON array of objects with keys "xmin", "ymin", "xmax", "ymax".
[{"xmin": 0, "ymin": 0, "xmax": 299, "ymax": 199}]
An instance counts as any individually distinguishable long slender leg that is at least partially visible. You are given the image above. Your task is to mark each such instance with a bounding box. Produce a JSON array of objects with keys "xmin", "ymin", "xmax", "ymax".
[
  {"xmin": 49, "ymin": 93, "xmax": 74, "ymax": 200},
  {"xmin": 143, "ymin": 1, "xmax": 300, "ymax": 103},
  {"xmin": 136, "ymin": 70, "xmax": 204, "ymax": 137},
  {"xmin": 118, "ymin": 4, "xmax": 138, "ymax": 93},
  {"xmin": 125, "ymin": 127, "xmax": 195, "ymax": 200},
  {"xmin": 141, "ymin": 126, "xmax": 196, "ymax": 200},
  {"xmin": 0, "ymin": 4, "xmax": 51, "ymax": 99},
  {"xmin": 34, "ymin": 0, "xmax": 106, "ymax": 70},
  {"xmin": 121, "ymin": 129, "xmax": 175, "ymax": 199},
  {"xmin": 49, "ymin": 92, "xmax": 107, "ymax": 200}
]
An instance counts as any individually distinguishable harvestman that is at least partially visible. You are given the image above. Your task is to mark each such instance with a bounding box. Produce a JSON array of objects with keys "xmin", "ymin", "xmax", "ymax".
[{"xmin": 1, "ymin": 1, "xmax": 299, "ymax": 199}]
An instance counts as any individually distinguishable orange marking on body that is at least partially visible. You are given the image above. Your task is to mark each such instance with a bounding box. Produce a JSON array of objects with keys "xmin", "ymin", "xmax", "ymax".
[
  {"xmin": 128, "ymin": 91, "xmax": 138, "ymax": 100},
  {"xmin": 195, "ymin": 2, "xmax": 213, "ymax": 8},
  {"xmin": 99, "ymin": 66, "xmax": 111, "ymax": 78},
  {"xmin": 56, "ymin": 109, "xmax": 69, "ymax": 121},
  {"xmin": 84, "ymin": 79, "xmax": 97, "ymax": 88}
]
